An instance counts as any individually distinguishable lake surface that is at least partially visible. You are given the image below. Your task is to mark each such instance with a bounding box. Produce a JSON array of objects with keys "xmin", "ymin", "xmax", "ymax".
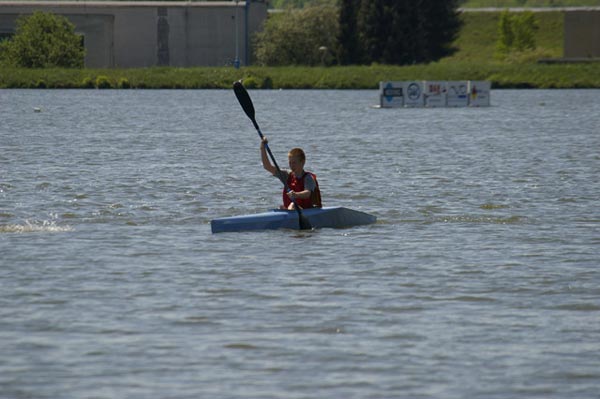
[{"xmin": 1, "ymin": 88, "xmax": 599, "ymax": 398}]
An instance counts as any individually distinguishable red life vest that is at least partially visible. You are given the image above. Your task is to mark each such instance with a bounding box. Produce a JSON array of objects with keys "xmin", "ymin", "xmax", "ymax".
[{"xmin": 282, "ymin": 171, "xmax": 322, "ymax": 209}]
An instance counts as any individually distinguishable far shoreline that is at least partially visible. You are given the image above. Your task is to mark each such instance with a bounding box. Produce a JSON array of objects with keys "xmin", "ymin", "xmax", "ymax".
[{"xmin": 1, "ymin": 63, "xmax": 599, "ymax": 90}]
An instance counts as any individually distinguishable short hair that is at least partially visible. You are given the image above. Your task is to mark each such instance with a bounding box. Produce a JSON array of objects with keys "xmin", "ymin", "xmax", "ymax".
[{"xmin": 288, "ymin": 148, "xmax": 305, "ymax": 162}]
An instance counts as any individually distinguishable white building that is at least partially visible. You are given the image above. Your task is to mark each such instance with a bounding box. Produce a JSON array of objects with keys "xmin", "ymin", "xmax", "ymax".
[{"xmin": 0, "ymin": 1, "xmax": 268, "ymax": 68}]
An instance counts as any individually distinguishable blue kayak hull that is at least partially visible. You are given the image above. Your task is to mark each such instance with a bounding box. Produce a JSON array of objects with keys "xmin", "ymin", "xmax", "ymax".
[{"xmin": 211, "ymin": 206, "xmax": 376, "ymax": 233}]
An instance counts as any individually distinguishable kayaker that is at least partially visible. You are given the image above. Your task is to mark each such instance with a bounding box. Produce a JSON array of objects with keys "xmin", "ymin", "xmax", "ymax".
[{"xmin": 260, "ymin": 137, "xmax": 322, "ymax": 210}]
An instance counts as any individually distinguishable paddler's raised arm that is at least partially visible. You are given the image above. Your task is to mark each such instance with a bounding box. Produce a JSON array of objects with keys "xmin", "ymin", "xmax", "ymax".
[{"xmin": 260, "ymin": 137, "xmax": 277, "ymax": 176}]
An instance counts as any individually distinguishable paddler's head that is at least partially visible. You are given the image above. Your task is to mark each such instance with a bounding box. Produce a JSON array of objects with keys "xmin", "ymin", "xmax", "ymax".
[{"xmin": 288, "ymin": 148, "xmax": 306, "ymax": 176}]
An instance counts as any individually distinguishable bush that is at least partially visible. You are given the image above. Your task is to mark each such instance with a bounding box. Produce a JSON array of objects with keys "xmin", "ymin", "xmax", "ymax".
[
  {"xmin": 0, "ymin": 11, "xmax": 85, "ymax": 68},
  {"xmin": 95, "ymin": 75, "xmax": 112, "ymax": 89},
  {"xmin": 261, "ymin": 76, "xmax": 274, "ymax": 89},
  {"xmin": 513, "ymin": 12, "xmax": 538, "ymax": 51},
  {"xmin": 254, "ymin": 4, "xmax": 339, "ymax": 66},
  {"xmin": 118, "ymin": 77, "xmax": 131, "ymax": 89},
  {"xmin": 242, "ymin": 76, "xmax": 259, "ymax": 89},
  {"xmin": 81, "ymin": 77, "xmax": 94, "ymax": 88},
  {"xmin": 496, "ymin": 10, "xmax": 538, "ymax": 60}
]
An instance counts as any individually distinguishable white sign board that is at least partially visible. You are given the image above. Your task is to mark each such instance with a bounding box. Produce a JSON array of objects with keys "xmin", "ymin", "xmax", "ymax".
[
  {"xmin": 446, "ymin": 81, "xmax": 469, "ymax": 107},
  {"xmin": 468, "ymin": 81, "xmax": 491, "ymax": 107},
  {"xmin": 424, "ymin": 81, "xmax": 447, "ymax": 107},
  {"xmin": 378, "ymin": 80, "xmax": 490, "ymax": 108},
  {"xmin": 403, "ymin": 81, "xmax": 424, "ymax": 107},
  {"xmin": 379, "ymin": 81, "xmax": 404, "ymax": 108}
]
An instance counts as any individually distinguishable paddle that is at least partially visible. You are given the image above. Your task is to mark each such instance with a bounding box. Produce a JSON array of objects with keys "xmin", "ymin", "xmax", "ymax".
[{"xmin": 233, "ymin": 80, "xmax": 312, "ymax": 230}]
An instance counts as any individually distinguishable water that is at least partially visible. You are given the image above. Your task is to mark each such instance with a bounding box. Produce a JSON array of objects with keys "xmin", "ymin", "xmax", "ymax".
[{"xmin": 1, "ymin": 88, "xmax": 599, "ymax": 398}]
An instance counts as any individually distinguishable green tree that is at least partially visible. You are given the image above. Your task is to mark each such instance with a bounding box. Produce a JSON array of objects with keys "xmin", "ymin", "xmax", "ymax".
[
  {"xmin": 496, "ymin": 10, "xmax": 538, "ymax": 59},
  {"xmin": 356, "ymin": 0, "xmax": 390, "ymax": 64},
  {"xmin": 496, "ymin": 10, "xmax": 515, "ymax": 56},
  {"xmin": 0, "ymin": 11, "xmax": 85, "ymax": 68},
  {"xmin": 337, "ymin": 0, "xmax": 363, "ymax": 64},
  {"xmin": 422, "ymin": 0, "xmax": 462, "ymax": 60},
  {"xmin": 513, "ymin": 11, "xmax": 538, "ymax": 51},
  {"xmin": 342, "ymin": 0, "xmax": 461, "ymax": 65},
  {"xmin": 254, "ymin": 3, "xmax": 339, "ymax": 66},
  {"xmin": 382, "ymin": 0, "xmax": 426, "ymax": 64}
]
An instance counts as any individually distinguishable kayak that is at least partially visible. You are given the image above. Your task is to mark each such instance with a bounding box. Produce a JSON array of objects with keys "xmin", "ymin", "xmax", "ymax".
[{"xmin": 211, "ymin": 206, "xmax": 376, "ymax": 233}]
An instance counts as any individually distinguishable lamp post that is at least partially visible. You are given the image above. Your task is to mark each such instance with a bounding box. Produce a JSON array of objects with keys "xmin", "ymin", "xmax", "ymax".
[
  {"xmin": 319, "ymin": 46, "xmax": 328, "ymax": 66},
  {"xmin": 234, "ymin": 0, "xmax": 240, "ymax": 69}
]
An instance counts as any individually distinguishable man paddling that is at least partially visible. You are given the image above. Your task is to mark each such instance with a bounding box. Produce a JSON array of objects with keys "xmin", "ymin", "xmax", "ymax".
[{"xmin": 260, "ymin": 137, "xmax": 322, "ymax": 210}]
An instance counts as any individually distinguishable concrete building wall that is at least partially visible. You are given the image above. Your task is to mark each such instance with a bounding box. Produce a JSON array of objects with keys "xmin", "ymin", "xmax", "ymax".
[
  {"xmin": 564, "ymin": 10, "xmax": 600, "ymax": 58},
  {"xmin": 0, "ymin": 1, "xmax": 267, "ymax": 68}
]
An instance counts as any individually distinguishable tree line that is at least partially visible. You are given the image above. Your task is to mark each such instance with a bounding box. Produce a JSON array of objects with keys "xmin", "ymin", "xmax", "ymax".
[
  {"xmin": 270, "ymin": 0, "xmax": 597, "ymax": 8},
  {"xmin": 2, "ymin": 3, "xmax": 465, "ymax": 68},
  {"xmin": 255, "ymin": 0, "xmax": 463, "ymax": 66}
]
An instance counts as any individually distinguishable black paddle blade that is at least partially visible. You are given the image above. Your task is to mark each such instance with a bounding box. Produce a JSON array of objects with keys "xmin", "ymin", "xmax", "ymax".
[{"xmin": 233, "ymin": 81, "xmax": 256, "ymax": 123}]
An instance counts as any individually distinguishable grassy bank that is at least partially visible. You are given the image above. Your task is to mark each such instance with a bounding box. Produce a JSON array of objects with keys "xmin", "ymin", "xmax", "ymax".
[
  {"xmin": 1, "ymin": 10, "xmax": 599, "ymax": 89},
  {"xmin": 2, "ymin": 62, "xmax": 598, "ymax": 89},
  {"xmin": 446, "ymin": 11, "xmax": 564, "ymax": 63}
]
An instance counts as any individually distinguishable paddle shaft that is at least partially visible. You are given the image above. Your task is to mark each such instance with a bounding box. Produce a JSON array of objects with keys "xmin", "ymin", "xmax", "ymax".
[
  {"xmin": 233, "ymin": 81, "xmax": 311, "ymax": 229},
  {"xmin": 255, "ymin": 127, "xmax": 285, "ymax": 185}
]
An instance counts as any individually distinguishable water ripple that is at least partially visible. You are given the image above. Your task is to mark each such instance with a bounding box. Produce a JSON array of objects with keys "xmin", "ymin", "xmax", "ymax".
[{"xmin": 1, "ymin": 89, "xmax": 599, "ymax": 399}]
